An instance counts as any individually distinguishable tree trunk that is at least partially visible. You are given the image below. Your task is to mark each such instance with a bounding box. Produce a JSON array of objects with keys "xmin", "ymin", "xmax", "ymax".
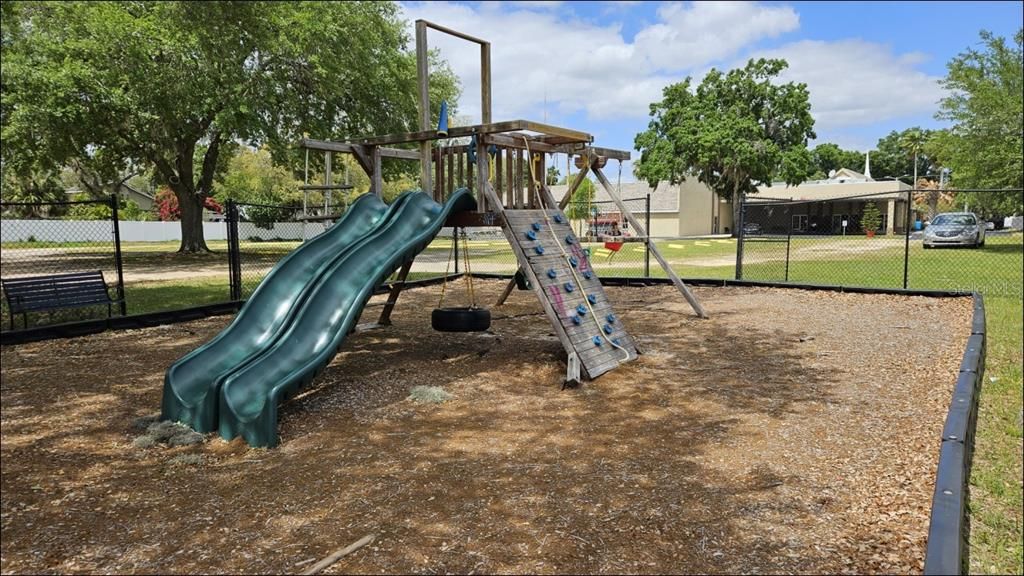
[
  {"xmin": 731, "ymin": 184, "xmax": 743, "ymax": 238},
  {"xmin": 175, "ymin": 189, "xmax": 210, "ymax": 253}
]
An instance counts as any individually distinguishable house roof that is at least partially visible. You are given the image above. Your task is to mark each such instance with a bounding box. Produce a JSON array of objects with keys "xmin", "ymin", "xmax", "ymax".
[{"xmin": 755, "ymin": 179, "xmax": 911, "ymax": 202}]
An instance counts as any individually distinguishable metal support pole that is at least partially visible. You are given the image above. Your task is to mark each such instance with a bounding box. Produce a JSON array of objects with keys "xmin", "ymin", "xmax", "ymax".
[
  {"xmin": 644, "ymin": 193, "xmax": 651, "ymax": 278},
  {"xmin": 784, "ymin": 218, "xmax": 792, "ymax": 282},
  {"xmin": 109, "ymin": 194, "xmax": 127, "ymax": 315},
  {"xmin": 227, "ymin": 199, "xmax": 242, "ymax": 301},
  {"xmin": 903, "ymin": 189, "xmax": 913, "ymax": 289},
  {"xmin": 735, "ymin": 199, "xmax": 746, "ymax": 281}
]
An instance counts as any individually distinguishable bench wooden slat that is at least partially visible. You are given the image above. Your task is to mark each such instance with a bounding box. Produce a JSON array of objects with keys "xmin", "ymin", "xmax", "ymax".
[{"xmin": 2, "ymin": 271, "xmax": 117, "ymax": 324}]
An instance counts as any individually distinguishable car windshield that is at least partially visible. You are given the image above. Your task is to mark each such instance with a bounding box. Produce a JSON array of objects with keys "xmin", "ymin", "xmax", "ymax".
[{"xmin": 932, "ymin": 214, "xmax": 976, "ymax": 226}]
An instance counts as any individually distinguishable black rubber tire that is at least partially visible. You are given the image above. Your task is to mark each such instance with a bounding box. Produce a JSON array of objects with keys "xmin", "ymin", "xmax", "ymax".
[{"xmin": 432, "ymin": 307, "xmax": 491, "ymax": 332}]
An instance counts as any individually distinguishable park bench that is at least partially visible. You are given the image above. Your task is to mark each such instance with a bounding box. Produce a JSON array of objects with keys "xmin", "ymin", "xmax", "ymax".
[{"xmin": 1, "ymin": 271, "xmax": 122, "ymax": 329}]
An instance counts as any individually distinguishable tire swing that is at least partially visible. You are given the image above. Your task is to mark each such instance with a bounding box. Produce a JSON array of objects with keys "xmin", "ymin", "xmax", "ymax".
[{"xmin": 432, "ymin": 227, "xmax": 491, "ymax": 332}]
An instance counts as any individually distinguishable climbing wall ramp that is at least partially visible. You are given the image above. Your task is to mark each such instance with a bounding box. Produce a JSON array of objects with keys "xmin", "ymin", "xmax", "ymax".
[{"xmin": 501, "ymin": 209, "xmax": 640, "ymax": 380}]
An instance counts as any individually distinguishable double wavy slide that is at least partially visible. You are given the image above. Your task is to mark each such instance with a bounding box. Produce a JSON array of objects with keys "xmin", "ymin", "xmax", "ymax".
[{"xmin": 162, "ymin": 190, "xmax": 475, "ymax": 446}]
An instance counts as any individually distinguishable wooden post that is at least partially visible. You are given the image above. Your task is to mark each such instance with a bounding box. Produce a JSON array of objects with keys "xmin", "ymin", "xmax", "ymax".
[
  {"xmin": 371, "ymin": 146, "xmax": 382, "ymax": 198},
  {"xmin": 378, "ymin": 261, "xmax": 413, "ymax": 325},
  {"xmin": 592, "ymin": 164, "xmax": 707, "ymax": 318},
  {"xmin": 481, "ymin": 42, "xmax": 492, "ymax": 124},
  {"xmin": 416, "ymin": 20, "xmax": 432, "ymax": 195},
  {"xmin": 559, "ymin": 165, "xmax": 590, "ymax": 209}
]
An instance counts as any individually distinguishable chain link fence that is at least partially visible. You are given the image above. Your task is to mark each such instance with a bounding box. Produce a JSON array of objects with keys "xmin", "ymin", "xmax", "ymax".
[
  {"xmin": 737, "ymin": 189, "xmax": 1024, "ymax": 297},
  {"xmin": 1, "ymin": 197, "xmax": 125, "ymax": 330}
]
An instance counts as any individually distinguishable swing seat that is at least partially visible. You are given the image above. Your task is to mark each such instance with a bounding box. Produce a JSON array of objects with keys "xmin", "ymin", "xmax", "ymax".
[
  {"xmin": 432, "ymin": 307, "xmax": 491, "ymax": 332},
  {"xmin": 604, "ymin": 241, "xmax": 624, "ymax": 252}
]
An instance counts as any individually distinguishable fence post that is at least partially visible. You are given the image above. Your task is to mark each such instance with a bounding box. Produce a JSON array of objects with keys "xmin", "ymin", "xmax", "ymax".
[
  {"xmin": 903, "ymin": 189, "xmax": 913, "ymax": 289},
  {"xmin": 227, "ymin": 199, "xmax": 242, "ymax": 301},
  {"xmin": 784, "ymin": 218, "xmax": 792, "ymax": 283},
  {"xmin": 735, "ymin": 198, "xmax": 746, "ymax": 280},
  {"xmin": 644, "ymin": 193, "xmax": 651, "ymax": 278},
  {"xmin": 109, "ymin": 194, "xmax": 127, "ymax": 316}
]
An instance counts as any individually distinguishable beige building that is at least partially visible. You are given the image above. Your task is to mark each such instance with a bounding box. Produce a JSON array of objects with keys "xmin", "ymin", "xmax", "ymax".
[
  {"xmin": 550, "ymin": 179, "xmax": 733, "ymax": 238},
  {"xmin": 551, "ymin": 164, "xmax": 914, "ymax": 238}
]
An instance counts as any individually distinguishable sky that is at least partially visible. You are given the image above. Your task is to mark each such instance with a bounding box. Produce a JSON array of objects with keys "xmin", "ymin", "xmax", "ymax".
[{"xmin": 399, "ymin": 0, "xmax": 1023, "ymax": 182}]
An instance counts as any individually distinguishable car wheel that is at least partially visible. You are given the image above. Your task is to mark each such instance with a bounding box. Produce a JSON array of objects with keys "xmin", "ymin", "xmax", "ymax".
[{"xmin": 923, "ymin": 244, "xmax": 931, "ymax": 250}]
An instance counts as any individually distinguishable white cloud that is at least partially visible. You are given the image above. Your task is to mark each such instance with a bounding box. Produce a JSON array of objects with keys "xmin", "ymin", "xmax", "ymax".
[
  {"xmin": 400, "ymin": 1, "xmax": 947, "ymax": 158},
  {"xmin": 749, "ymin": 40, "xmax": 947, "ymax": 133},
  {"xmin": 633, "ymin": 2, "xmax": 799, "ymax": 71},
  {"xmin": 400, "ymin": 1, "xmax": 799, "ymax": 122}
]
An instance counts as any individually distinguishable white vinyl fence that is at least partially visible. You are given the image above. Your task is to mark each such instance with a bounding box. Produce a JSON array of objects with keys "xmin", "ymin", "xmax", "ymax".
[{"xmin": 0, "ymin": 220, "xmax": 312, "ymax": 243}]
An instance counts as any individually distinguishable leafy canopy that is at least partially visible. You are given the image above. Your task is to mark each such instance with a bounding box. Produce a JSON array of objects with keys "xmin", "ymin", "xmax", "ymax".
[
  {"xmin": 928, "ymin": 29, "xmax": 1022, "ymax": 211},
  {"xmin": 634, "ymin": 58, "xmax": 816, "ymax": 201},
  {"xmin": 1, "ymin": 1, "xmax": 460, "ymax": 249}
]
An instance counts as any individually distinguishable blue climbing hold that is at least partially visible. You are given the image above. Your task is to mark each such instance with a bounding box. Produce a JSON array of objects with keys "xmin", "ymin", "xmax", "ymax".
[
  {"xmin": 587, "ymin": 294, "xmax": 597, "ymax": 305},
  {"xmin": 547, "ymin": 268, "xmax": 557, "ymax": 279},
  {"xmin": 583, "ymin": 247, "xmax": 592, "ymax": 257},
  {"xmin": 554, "ymin": 214, "xmax": 565, "ymax": 224},
  {"xmin": 576, "ymin": 304, "xmax": 587, "ymax": 316},
  {"xmin": 603, "ymin": 324, "xmax": 614, "ymax": 335},
  {"xmin": 568, "ymin": 256, "xmax": 578, "ymax": 268},
  {"xmin": 525, "ymin": 229, "xmax": 537, "ymax": 241},
  {"xmin": 565, "ymin": 234, "xmax": 575, "ymax": 245},
  {"xmin": 612, "ymin": 338, "xmax": 621, "ymax": 346},
  {"xmin": 534, "ymin": 246, "xmax": 545, "ymax": 255},
  {"xmin": 572, "ymin": 315, "xmax": 582, "ymax": 325},
  {"xmin": 531, "ymin": 222, "xmax": 542, "ymax": 232},
  {"xmin": 583, "ymin": 271, "xmax": 593, "ymax": 280},
  {"xmin": 606, "ymin": 313, "xmax": 616, "ymax": 324},
  {"xmin": 564, "ymin": 282, "xmax": 575, "ymax": 293},
  {"xmin": 592, "ymin": 335, "xmax": 603, "ymax": 346}
]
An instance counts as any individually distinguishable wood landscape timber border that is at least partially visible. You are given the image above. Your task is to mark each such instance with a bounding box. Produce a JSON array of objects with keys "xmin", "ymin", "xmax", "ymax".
[
  {"xmin": 923, "ymin": 293, "xmax": 986, "ymax": 575},
  {"xmin": 0, "ymin": 267, "xmax": 988, "ymax": 573}
]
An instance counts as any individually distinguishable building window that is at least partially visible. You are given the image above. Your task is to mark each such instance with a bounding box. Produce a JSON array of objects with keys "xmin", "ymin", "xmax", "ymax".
[{"xmin": 792, "ymin": 214, "xmax": 808, "ymax": 232}]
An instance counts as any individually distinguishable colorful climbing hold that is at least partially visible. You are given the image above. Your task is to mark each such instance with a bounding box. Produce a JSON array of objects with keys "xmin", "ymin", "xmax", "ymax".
[
  {"xmin": 565, "ymin": 234, "xmax": 575, "ymax": 245},
  {"xmin": 568, "ymin": 256, "xmax": 578, "ymax": 268},
  {"xmin": 592, "ymin": 335, "xmax": 603, "ymax": 346},
  {"xmin": 572, "ymin": 315, "xmax": 582, "ymax": 325},
  {"xmin": 587, "ymin": 294, "xmax": 597, "ymax": 305},
  {"xmin": 583, "ymin": 271, "xmax": 593, "ymax": 280},
  {"xmin": 547, "ymin": 269, "xmax": 557, "ymax": 279},
  {"xmin": 534, "ymin": 246, "xmax": 545, "ymax": 255},
  {"xmin": 554, "ymin": 214, "xmax": 564, "ymax": 224},
  {"xmin": 603, "ymin": 324, "xmax": 614, "ymax": 335},
  {"xmin": 612, "ymin": 338, "xmax": 621, "ymax": 346},
  {"xmin": 531, "ymin": 222, "xmax": 542, "ymax": 232},
  {"xmin": 525, "ymin": 230, "xmax": 537, "ymax": 240},
  {"xmin": 576, "ymin": 304, "xmax": 587, "ymax": 316},
  {"xmin": 606, "ymin": 313, "xmax": 616, "ymax": 324},
  {"xmin": 564, "ymin": 282, "xmax": 575, "ymax": 293}
]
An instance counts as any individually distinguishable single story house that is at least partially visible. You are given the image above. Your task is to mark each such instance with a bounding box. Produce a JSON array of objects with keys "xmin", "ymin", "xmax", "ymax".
[{"xmin": 750, "ymin": 168, "xmax": 914, "ymax": 235}]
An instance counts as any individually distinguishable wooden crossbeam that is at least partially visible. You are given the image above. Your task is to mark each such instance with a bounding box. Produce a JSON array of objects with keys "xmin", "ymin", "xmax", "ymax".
[{"xmin": 592, "ymin": 163, "xmax": 707, "ymax": 318}]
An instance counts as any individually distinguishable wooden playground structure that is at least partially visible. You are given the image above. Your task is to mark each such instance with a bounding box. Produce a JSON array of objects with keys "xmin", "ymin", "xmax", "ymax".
[{"xmin": 300, "ymin": 21, "xmax": 705, "ymax": 383}]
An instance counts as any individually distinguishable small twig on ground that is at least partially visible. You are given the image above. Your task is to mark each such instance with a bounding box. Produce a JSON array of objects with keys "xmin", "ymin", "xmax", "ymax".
[{"xmin": 301, "ymin": 533, "xmax": 376, "ymax": 575}]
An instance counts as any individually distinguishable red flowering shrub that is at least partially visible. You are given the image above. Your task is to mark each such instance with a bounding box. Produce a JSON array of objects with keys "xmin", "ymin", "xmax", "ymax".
[{"xmin": 155, "ymin": 187, "xmax": 223, "ymax": 221}]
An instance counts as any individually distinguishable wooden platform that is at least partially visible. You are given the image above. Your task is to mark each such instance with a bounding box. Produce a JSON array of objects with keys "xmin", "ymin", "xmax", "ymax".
[{"xmin": 500, "ymin": 209, "xmax": 639, "ymax": 380}]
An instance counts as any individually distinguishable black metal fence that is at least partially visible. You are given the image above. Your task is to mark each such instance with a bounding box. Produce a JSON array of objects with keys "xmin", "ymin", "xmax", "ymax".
[
  {"xmin": 2, "ymin": 188, "xmax": 1021, "ymax": 336},
  {"xmin": 737, "ymin": 188, "xmax": 1024, "ymax": 297},
  {"xmin": 1, "ymin": 196, "xmax": 126, "ymax": 330}
]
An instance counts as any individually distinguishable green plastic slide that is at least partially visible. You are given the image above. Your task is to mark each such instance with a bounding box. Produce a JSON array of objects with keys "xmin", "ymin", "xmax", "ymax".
[
  {"xmin": 218, "ymin": 189, "xmax": 476, "ymax": 447},
  {"xmin": 161, "ymin": 192, "xmax": 412, "ymax": 432}
]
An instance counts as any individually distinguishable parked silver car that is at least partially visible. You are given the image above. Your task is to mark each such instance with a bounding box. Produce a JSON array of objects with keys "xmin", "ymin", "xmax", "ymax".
[{"xmin": 923, "ymin": 212, "xmax": 986, "ymax": 248}]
